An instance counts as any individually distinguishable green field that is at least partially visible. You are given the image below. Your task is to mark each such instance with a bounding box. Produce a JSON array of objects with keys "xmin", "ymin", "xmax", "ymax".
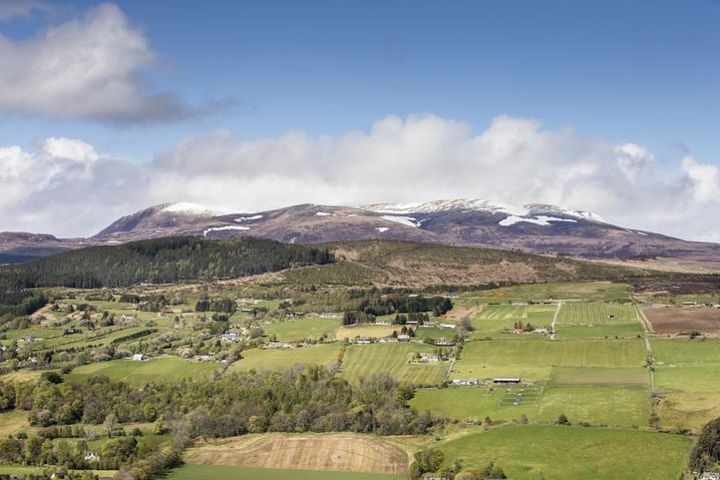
[
  {"xmin": 451, "ymin": 338, "xmax": 646, "ymax": 382},
  {"xmin": 167, "ymin": 465, "xmax": 403, "ymax": 480},
  {"xmin": 230, "ymin": 343, "xmax": 342, "ymax": 372},
  {"xmin": 336, "ymin": 324, "xmax": 398, "ymax": 340},
  {"xmin": 652, "ymin": 338, "xmax": 720, "ymax": 365},
  {"xmin": 340, "ymin": 343, "xmax": 448, "ymax": 385},
  {"xmin": 537, "ymin": 385, "xmax": 650, "ymax": 426},
  {"xmin": 66, "ymin": 356, "xmax": 220, "ymax": 384},
  {"xmin": 438, "ymin": 425, "xmax": 691, "ymax": 480},
  {"xmin": 263, "ymin": 316, "xmax": 340, "ymax": 342},
  {"xmin": 457, "ymin": 282, "xmax": 631, "ymax": 305},
  {"xmin": 470, "ymin": 304, "xmax": 555, "ymax": 335},
  {"xmin": 557, "ymin": 302, "xmax": 638, "ymax": 325},
  {"xmin": 556, "ymin": 323, "xmax": 642, "ymax": 338},
  {"xmin": 548, "ymin": 366, "xmax": 650, "ymax": 386},
  {"xmin": 654, "ymin": 365, "xmax": 720, "ymax": 429},
  {"xmin": 410, "ymin": 386, "xmax": 540, "ymax": 421}
]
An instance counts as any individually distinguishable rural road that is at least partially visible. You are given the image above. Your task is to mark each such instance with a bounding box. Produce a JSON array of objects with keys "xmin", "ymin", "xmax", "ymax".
[{"xmin": 550, "ymin": 302, "xmax": 563, "ymax": 340}]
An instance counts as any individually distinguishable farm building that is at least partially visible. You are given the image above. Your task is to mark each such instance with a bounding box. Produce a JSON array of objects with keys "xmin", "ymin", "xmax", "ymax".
[
  {"xmin": 451, "ymin": 378, "xmax": 479, "ymax": 386},
  {"xmin": 83, "ymin": 451, "xmax": 100, "ymax": 462},
  {"xmin": 439, "ymin": 323, "xmax": 456, "ymax": 329},
  {"xmin": 355, "ymin": 337, "xmax": 372, "ymax": 344},
  {"xmin": 419, "ymin": 353, "xmax": 441, "ymax": 363},
  {"xmin": 397, "ymin": 334, "xmax": 411, "ymax": 342},
  {"xmin": 194, "ymin": 355, "xmax": 213, "ymax": 362},
  {"xmin": 220, "ymin": 331, "xmax": 239, "ymax": 342},
  {"xmin": 131, "ymin": 353, "xmax": 148, "ymax": 361},
  {"xmin": 534, "ymin": 327, "xmax": 549, "ymax": 334},
  {"xmin": 493, "ymin": 377, "xmax": 521, "ymax": 384}
]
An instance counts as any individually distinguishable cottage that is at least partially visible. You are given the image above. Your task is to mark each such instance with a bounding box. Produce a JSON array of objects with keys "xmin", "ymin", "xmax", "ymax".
[
  {"xmin": 397, "ymin": 334, "xmax": 411, "ymax": 342},
  {"xmin": 355, "ymin": 337, "xmax": 372, "ymax": 345},
  {"xmin": 220, "ymin": 331, "xmax": 239, "ymax": 342},
  {"xmin": 84, "ymin": 451, "xmax": 100, "ymax": 462},
  {"xmin": 194, "ymin": 355, "xmax": 213, "ymax": 362},
  {"xmin": 534, "ymin": 327, "xmax": 549, "ymax": 334},
  {"xmin": 379, "ymin": 337, "xmax": 397, "ymax": 343},
  {"xmin": 131, "ymin": 353, "xmax": 148, "ymax": 361},
  {"xmin": 419, "ymin": 353, "xmax": 440, "ymax": 363}
]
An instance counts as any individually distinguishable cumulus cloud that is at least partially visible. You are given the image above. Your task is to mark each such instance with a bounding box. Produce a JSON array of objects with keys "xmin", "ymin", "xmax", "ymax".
[
  {"xmin": 0, "ymin": 114, "xmax": 718, "ymax": 241},
  {"xmin": 0, "ymin": 0, "xmax": 53, "ymax": 21},
  {"xmin": 0, "ymin": 3, "xmax": 223, "ymax": 122}
]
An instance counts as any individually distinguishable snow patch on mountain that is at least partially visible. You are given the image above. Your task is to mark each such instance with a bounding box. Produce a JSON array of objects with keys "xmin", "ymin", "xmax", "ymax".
[
  {"xmin": 381, "ymin": 215, "xmax": 421, "ymax": 228},
  {"xmin": 234, "ymin": 215, "xmax": 263, "ymax": 223},
  {"xmin": 161, "ymin": 202, "xmax": 232, "ymax": 217},
  {"xmin": 376, "ymin": 227, "xmax": 389, "ymax": 233},
  {"xmin": 499, "ymin": 216, "xmax": 578, "ymax": 227},
  {"xmin": 203, "ymin": 225, "xmax": 250, "ymax": 237}
]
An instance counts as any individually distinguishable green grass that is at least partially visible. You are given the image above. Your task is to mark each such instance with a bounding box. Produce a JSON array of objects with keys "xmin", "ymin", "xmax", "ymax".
[
  {"xmin": 654, "ymin": 365, "xmax": 720, "ymax": 430},
  {"xmin": 167, "ymin": 465, "xmax": 403, "ymax": 480},
  {"xmin": 556, "ymin": 323, "xmax": 642, "ymax": 338},
  {"xmin": 336, "ymin": 324, "xmax": 399, "ymax": 340},
  {"xmin": 409, "ymin": 387, "xmax": 540, "ymax": 421},
  {"xmin": 557, "ymin": 302, "xmax": 639, "ymax": 325},
  {"xmin": 549, "ymin": 366, "xmax": 650, "ymax": 386},
  {"xmin": 229, "ymin": 343, "xmax": 342, "ymax": 372},
  {"xmin": 537, "ymin": 385, "xmax": 650, "ymax": 426},
  {"xmin": 263, "ymin": 316, "xmax": 340, "ymax": 342},
  {"xmin": 66, "ymin": 356, "xmax": 220, "ymax": 384},
  {"xmin": 458, "ymin": 282, "xmax": 632, "ymax": 305},
  {"xmin": 470, "ymin": 305, "xmax": 555, "ymax": 335},
  {"xmin": 439, "ymin": 424, "xmax": 691, "ymax": 480},
  {"xmin": 652, "ymin": 338, "xmax": 720, "ymax": 365},
  {"xmin": 452, "ymin": 338, "xmax": 646, "ymax": 382},
  {"xmin": 0, "ymin": 466, "xmax": 116, "ymax": 479},
  {"xmin": 340, "ymin": 343, "xmax": 448, "ymax": 386}
]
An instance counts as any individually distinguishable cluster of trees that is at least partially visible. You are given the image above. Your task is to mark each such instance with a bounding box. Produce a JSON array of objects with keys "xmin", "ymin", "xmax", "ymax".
[
  {"xmin": 0, "ymin": 291, "xmax": 47, "ymax": 318},
  {"xmin": 0, "ymin": 237, "xmax": 334, "ymax": 289},
  {"xmin": 393, "ymin": 312, "xmax": 429, "ymax": 325},
  {"xmin": 408, "ymin": 449, "xmax": 506, "ymax": 480},
  {"xmin": 2, "ymin": 367, "xmax": 435, "ymax": 438},
  {"xmin": 195, "ymin": 297, "xmax": 236, "ymax": 313},
  {"xmin": 357, "ymin": 293, "xmax": 453, "ymax": 317}
]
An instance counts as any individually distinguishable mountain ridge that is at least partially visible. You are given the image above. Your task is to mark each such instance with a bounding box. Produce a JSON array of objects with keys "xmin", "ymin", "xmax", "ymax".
[{"xmin": 1, "ymin": 199, "xmax": 719, "ymax": 270}]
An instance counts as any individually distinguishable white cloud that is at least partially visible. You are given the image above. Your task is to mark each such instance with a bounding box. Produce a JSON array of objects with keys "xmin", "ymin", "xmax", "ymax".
[
  {"xmin": 0, "ymin": 113, "xmax": 718, "ymax": 242},
  {"xmin": 0, "ymin": 0, "xmax": 53, "ymax": 21},
  {"xmin": 0, "ymin": 3, "xmax": 221, "ymax": 122}
]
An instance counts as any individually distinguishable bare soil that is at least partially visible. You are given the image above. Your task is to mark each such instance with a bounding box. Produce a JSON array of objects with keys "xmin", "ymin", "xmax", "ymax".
[
  {"xmin": 643, "ymin": 306, "xmax": 720, "ymax": 334},
  {"xmin": 184, "ymin": 433, "xmax": 408, "ymax": 475}
]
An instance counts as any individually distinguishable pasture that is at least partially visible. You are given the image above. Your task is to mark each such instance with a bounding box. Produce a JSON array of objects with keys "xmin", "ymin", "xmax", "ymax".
[
  {"xmin": 263, "ymin": 316, "xmax": 339, "ymax": 341},
  {"xmin": 66, "ymin": 356, "xmax": 220, "ymax": 384},
  {"xmin": 654, "ymin": 365, "xmax": 720, "ymax": 430},
  {"xmin": 409, "ymin": 386, "xmax": 540, "ymax": 421},
  {"xmin": 167, "ymin": 465, "xmax": 403, "ymax": 480},
  {"xmin": 438, "ymin": 425, "xmax": 691, "ymax": 480},
  {"xmin": 557, "ymin": 302, "xmax": 638, "ymax": 326},
  {"xmin": 458, "ymin": 281, "xmax": 631, "ymax": 305},
  {"xmin": 536, "ymin": 385, "xmax": 650, "ymax": 426},
  {"xmin": 452, "ymin": 338, "xmax": 646, "ymax": 382},
  {"xmin": 340, "ymin": 343, "xmax": 448, "ymax": 385},
  {"xmin": 652, "ymin": 338, "xmax": 720, "ymax": 365},
  {"xmin": 229, "ymin": 343, "xmax": 342, "ymax": 372},
  {"xmin": 336, "ymin": 324, "xmax": 399, "ymax": 340},
  {"xmin": 470, "ymin": 304, "xmax": 555, "ymax": 335},
  {"xmin": 183, "ymin": 433, "xmax": 407, "ymax": 475}
]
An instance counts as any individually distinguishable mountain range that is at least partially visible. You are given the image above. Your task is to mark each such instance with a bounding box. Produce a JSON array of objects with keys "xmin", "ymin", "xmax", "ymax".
[{"xmin": 2, "ymin": 199, "xmax": 719, "ymax": 271}]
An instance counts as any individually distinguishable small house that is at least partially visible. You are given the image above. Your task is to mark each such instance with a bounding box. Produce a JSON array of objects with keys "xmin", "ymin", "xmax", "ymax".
[
  {"xmin": 220, "ymin": 331, "xmax": 239, "ymax": 342},
  {"xmin": 355, "ymin": 337, "xmax": 372, "ymax": 345},
  {"xmin": 84, "ymin": 451, "xmax": 100, "ymax": 462},
  {"xmin": 397, "ymin": 334, "xmax": 410, "ymax": 342},
  {"xmin": 132, "ymin": 353, "xmax": 148, "ymax": 361},
  {"xmin": 451, "ymin": 378, "xmax": 478, "ymax": 386}
]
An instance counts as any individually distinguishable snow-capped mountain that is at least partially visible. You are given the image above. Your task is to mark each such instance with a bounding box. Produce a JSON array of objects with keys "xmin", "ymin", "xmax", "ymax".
[{"xmin": 2, "ymin": 199, "xmax": 719, "ymax": 267}]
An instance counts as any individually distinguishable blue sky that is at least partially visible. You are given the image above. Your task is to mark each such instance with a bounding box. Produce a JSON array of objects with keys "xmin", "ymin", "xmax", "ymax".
[
  {"xmin": 1, "ymin": 0, "xmax": 718, "ymax": 164},
  {"xmin": 0, "ymin": 0, "xmax": 718, "ymax": 239}
]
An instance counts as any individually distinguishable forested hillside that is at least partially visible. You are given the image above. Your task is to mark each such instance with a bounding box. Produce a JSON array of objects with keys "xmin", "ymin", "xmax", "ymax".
[{"xmin": 0, "ymin": 237, "xmax": 333, "ymax": 289}]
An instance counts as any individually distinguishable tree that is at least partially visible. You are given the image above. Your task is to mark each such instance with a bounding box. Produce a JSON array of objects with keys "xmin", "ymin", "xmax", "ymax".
[
  {"xmin": 689, "ymin": 416, "xmax": 720, "ymax": 472},
  {"xmin": 556, "ymin": 413, "xmax": 570, "ymax": 425},
  {"xmin": 409, "ymin": 448, "xmax": 445, "ymax": 479}
]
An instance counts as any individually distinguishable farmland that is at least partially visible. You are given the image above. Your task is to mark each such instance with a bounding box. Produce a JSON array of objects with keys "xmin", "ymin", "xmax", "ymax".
[
  {"xmin": 437, "ymin": 425, "xmax": 691, "ymax": 480},
  {"xmin": 262, "ymin": 316, "xmax": 340, "ymax": 341},
  {"xmin": 167, "ymin": 465, "xmax": 403, "ymax": 480},
  {"xmin": 183, "ymin": 433, "xmax": 408, "ymax": 475},
  {"xmin": 229, "ymin": 343, "xmax": 342, "ymax": 372},
  {"xmin": 644, "ymin": 306, "xmax": 720, "ymax": 334},
  {"xmin": 340, "ymin": 343, "xmax": 449, "ymax": 385},
  {"xmin": 66, "ymin": 355, "xmax": 221, "ymax": 384}
]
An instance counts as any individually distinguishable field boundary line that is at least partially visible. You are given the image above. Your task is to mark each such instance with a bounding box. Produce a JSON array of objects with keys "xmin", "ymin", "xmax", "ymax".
[{"xmin": 550, "ymin": 301, "xmax": 562, "ymax": 340}]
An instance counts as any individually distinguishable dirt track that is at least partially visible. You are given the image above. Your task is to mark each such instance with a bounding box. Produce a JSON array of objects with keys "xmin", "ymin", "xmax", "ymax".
[{"xmin": 184, "ymin": 433, "xmax": 408, "ymax": 475}]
